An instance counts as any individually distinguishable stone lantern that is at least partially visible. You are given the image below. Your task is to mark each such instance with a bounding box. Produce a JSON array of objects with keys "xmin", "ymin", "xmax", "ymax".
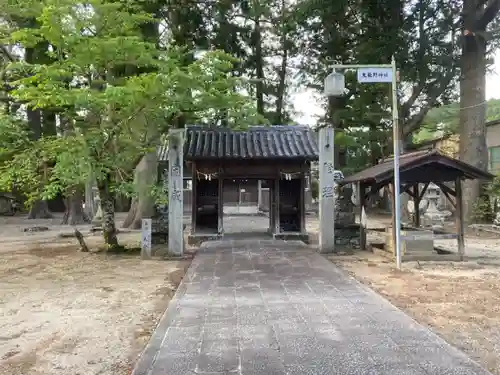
[
  {"xmin": 423, "ymin": 183, "xmax": 451, "ymax": 228},
  {"xmin": 324, "ymin": 70, "xmax": 345, "ymax": 97}
]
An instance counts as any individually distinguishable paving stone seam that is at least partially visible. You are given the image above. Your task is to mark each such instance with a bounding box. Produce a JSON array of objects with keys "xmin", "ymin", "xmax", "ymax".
[{"xmin": 252, "ymin": 245, "xmax": 286, "ymax": 371}]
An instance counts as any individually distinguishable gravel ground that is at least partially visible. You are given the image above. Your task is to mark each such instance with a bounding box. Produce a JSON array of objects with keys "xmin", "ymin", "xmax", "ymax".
[
  {"xmin": 0, "ymin": 214, "xmax": 190, "ymax": 375},
  {"xmin": 2, "ymin": 212, "xmax": 500, "ymax": 374},
  {"xmin": 331, "ymin": 252, "xmax": 500, "ymax": 374}
]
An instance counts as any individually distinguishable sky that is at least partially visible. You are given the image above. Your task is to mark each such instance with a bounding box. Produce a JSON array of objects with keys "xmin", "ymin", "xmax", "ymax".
[{"xmin": 291, "ymin": 50, "xmax": 500, "ymax": 126}]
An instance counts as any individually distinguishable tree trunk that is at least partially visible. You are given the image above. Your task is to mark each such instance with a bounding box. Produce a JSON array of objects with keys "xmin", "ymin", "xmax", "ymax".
[
  {"xmin": 84, "ymin": 175, "xmax": 96, "ymax": 218},
  {"xmin": 123, "ymin": 199, "xmax": 139, "ymax": 228},
  {"xmin": 396, "ymin": 129, "xmax": 416, "ymax": 223},
  {"xmin": 459, "ymin": 28, "xmax": 488, "ymax": 222},
  {"xmin": 328, "ymin": 96, "xmax": 344, "ymax": 169},
  {"xmin": 28, "ymin": 200, "xmax": 52, "ymax": 219},
  {"xmin": 61, "ymin": 188, "xmax": 90, "ymax": 225},
  {"xmin": 26, "ymin": 45, "xmax": 53, "ymax": 220},
  {"xmin": 275, "ymin": 0, "xmax": 288, "ymax": 124},
  {"xmin": 26, "ymin": 107, "xmax": 53, "ymax": 219},
  {"xmin": 122, "ymin": 151, "xmax": 158, "ymax": 229},
  {"xmin": 42, "ymin": 110, "xmax": 57, "ymax": 136},
  {"xmin": 254, "ymin": 19, "xmax": 265, "ymax": 116},
  {"xmin": 115, "ymin": 194, "xmax": 130, "ymax": 213},
  {"xmin": 369, "ymin": 122, "xmax": 381, "ymax": 166},
  {"xmin": 97, "ymin": 174, "xmax": 119, "ymax": 248}
]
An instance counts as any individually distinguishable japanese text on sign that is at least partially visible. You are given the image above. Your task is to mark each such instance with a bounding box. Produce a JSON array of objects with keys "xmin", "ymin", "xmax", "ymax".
[
  {"xmin": 171, "ymin": 188, "xmax": 182, "ymax": 202},
  {"xmin": 171, "ymin": 165, "xmax": 181, "ymax": 176},
  {"xmin": 141, "ymin": 218, "xmax": 152, "ymax": 258},
  {"xmin": 323, "ymin": 162, "xmax": 335, "ymax": 174},
  {"xmin": 357, "ymin": 68, "xmax": 392, "ymax": 83}
]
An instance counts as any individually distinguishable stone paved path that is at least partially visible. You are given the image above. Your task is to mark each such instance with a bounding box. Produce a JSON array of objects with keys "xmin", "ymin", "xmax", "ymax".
[{"xmin": 133, "ymin": 240, "xmax": 492, "ymax": 375}]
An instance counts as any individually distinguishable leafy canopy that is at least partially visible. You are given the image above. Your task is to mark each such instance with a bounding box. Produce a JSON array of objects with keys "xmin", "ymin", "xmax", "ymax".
[
  {"xmin": 414, "ymin": 98, "xmax": 500, "ymax": 143},
  {"xmin": 0, "ymin": 0, "xmax": 264, "ymax": 202}
]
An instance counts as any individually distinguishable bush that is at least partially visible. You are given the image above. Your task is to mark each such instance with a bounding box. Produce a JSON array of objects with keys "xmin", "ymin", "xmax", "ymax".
[
  {"xmin": 471, "ymin": 195, "xmax": 494, "ymax": 223},
  {"xmin": 471, "ymin": 175, "xmax": 500, "ymax": 223}
]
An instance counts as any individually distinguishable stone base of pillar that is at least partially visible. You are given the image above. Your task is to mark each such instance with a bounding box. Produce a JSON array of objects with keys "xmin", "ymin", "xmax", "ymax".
[{"xmin": 188, "ymin": 233, "xmax": 223, "ymax": 247}]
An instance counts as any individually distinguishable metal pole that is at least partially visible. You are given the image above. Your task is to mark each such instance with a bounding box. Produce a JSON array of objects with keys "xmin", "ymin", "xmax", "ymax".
[
  {"xmin": 325, "ymin": 59, "xmax": 401, "ymax": 266},
  {"xmin": 391, "ymin": 55, "xmax": 402, "ymax": 269}
]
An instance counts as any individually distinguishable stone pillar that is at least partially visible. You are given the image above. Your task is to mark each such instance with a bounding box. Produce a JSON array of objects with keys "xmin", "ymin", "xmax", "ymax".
[
  {"xmin": 168, "ymin": 129, "xmax": 184, "ymax": 256},
  {"xmin": 318, "ymin": 127, "xmax": 335, "ymax": 253}
]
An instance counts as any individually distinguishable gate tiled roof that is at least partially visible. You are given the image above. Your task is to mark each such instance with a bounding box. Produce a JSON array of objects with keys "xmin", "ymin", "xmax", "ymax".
[
  {"xmin": 184, "ymin": 125, "xmax": 319, "ymax": 161},
  {"xmin": 158, "ymin": 125, "xmax": 319, "ymax": 161}
]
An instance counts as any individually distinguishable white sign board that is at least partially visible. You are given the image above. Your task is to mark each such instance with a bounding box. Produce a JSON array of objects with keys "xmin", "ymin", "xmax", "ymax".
[
  {"xmin": 357, "ymin": 68, "xmax": 392, "ymax": 83},
  {"xmin": 141, "ymin": 218, "xmax": 152, "ymax": 259}
]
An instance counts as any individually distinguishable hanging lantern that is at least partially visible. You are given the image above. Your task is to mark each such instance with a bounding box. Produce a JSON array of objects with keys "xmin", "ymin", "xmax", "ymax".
[{"xmin": 324, "ymin": 70, "xmax": 345, "ymax": 97}]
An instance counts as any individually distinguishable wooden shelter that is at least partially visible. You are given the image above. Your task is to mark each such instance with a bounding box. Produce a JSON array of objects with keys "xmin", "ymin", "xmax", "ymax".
[
  {"xmin": 184, "ymin": 125, "xmax": 319, "ymax": 244},
  {"xmin": 341, "ymin": 150, "xmax": 494, "ymax": 261}
]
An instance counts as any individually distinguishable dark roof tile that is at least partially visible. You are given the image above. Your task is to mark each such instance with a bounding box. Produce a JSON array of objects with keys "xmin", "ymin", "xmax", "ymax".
[{"xmin": 183, "ymin": 125, "xmax": 319, "ymax": 161}]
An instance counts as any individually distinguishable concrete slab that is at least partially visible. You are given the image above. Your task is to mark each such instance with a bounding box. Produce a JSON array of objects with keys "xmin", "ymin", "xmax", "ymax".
[{"xmin": 132, "ymin": 240, "xmax": 492, "ymax": 375}]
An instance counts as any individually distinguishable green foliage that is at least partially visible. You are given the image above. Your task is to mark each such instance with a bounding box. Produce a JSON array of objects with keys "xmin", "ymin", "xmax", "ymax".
[
  {"xmin": 415, "ymin": 99, "xmax": 500, "ymax": 142},
  {"xmin": 0, "ymin": 0, "xmax": 264, "ymax": 207},
  {"xmin": 488, "ymin": 175, "xmax": 500, "ymax": 198},
  {"xmin": 0, "ymin": 114, "xmax": 39, "ymax": 203},
  {"xmin": 487, "ymin": 175, "xmax": 500, "ymax": 220},
  {"xmin": 0, "ymin": 114, "xmax": 31, "ymax": 162},
  {"xmin": 293, "ymin": 0, "xmax": 462, "ymax": 173},
  {"xmin": 470, "ymin": 176, "xmax": 500, "ymax": 223},
  {"xmin": 471, "ymin": 195, "xmax": 494, "ymax": 223},
  {"xmin": 2, "ymin": 0, "xmax": 477, "ymax": 180},
  {"xmin": 150, "ymin": 183, "xmax": 168, "ymax": 206}
]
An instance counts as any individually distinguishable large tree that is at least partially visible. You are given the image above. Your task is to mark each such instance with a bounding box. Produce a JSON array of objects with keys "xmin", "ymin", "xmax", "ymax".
[
  {"xmin": 459, "ymin": 0, "xmax": 500, "ymax": 220},
  {"xmin": 292, "ymin": 0, "xmax": 461, "ymax": 169},
  {"xmin": 1, "ymin": 0, "xmax": 262, "ymax": 248}
]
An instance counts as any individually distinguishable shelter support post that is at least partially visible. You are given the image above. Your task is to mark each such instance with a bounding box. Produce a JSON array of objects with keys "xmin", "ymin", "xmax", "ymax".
[
  {"xmin": 358, "ymin": 182, "xmax": 367, "ymax": 250},
  {"xmin": 435, "ymin": 182, "xmax": 457, "ymax": 210},
  {"xmin": 413, "ymin": 183, "xmax": 420, "ymax": 228},
  {"xmin": 455, "ymin": 177, "xmax": 465, "ymax": 260}
]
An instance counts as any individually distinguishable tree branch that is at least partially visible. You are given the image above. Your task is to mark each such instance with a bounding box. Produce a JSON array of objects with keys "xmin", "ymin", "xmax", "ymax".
[
  {"xmin": 475, "ymin": 0, "xmax": 500, "ymax": 30},
  {"xmin": 400, "ymin": 81, "xmax": 426, "ymax": 120},
  {"xmin": 402, "ymin": 69, "xmax": 457, "ymax": 137},
  {"xmin": 0, "ymin": 45, "xmax": 16, "ymax": 62}
]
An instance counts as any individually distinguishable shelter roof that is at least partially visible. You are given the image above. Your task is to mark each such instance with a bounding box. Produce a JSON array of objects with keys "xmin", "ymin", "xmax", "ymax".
[{"xmin": 341, "ymin": 150, "xmax": 493, "ymax": 185}]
